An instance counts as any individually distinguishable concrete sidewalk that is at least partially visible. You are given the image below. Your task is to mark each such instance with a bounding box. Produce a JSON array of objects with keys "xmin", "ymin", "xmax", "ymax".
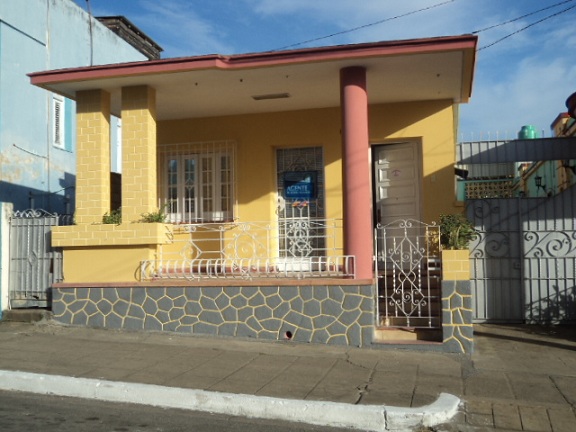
[{"xmin": 0, "ymin": 319, "xmax": 575, "ymax": 431}]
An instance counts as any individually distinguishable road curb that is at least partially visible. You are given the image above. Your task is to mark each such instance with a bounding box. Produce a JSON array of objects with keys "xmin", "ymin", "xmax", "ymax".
[{"xmin": 0, "ymin": 370, "xmax": 459, "ymax": 431}]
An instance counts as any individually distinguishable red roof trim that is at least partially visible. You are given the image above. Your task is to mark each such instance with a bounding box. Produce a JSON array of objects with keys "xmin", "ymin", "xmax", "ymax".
[{"xmin": 29, "ymin": 35, "xmax": 477, "ymax": 86}]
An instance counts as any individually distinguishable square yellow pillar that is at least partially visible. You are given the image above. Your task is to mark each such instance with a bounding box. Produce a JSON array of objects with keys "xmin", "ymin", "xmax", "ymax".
[
  {"xmin": 121, "ymin": 85, "xmax": 157, "ymax": 222},
  {"xmin": 441, "ymin": 249, "xmax": 471, "ymax": 280},
  {"xmin": 75, "ymin": 90, "xmax": 111, "ymax": 224}
]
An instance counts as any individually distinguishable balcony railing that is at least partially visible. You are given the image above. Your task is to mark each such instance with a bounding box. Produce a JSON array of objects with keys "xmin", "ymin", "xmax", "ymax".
[{"xmin": 140, "ymin": 218, "xmax": 354, "ymax": 280}]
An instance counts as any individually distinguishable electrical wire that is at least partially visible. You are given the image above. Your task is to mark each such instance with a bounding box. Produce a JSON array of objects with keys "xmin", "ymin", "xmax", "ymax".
[
  {"xmin": 478, "ymin": 2, "xmax": 576, "ymax": 51},
  {"xmin": 272, "ymin": 0, "xmax": 458, "ymax": 51},
  {"xmin": 472, "ymin": 0, "xmax": 576, "ymax": 34}
]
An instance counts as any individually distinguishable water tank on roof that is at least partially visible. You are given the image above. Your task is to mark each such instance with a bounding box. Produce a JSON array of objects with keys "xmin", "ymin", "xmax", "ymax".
[{"xmin": 518, "ymin": 125, "xmax": 538, "ymax": 139}]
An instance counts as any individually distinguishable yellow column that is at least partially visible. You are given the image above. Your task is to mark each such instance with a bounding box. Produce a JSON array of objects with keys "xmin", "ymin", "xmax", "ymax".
[
  {"xmin": 121, "ymin": 85, "xmax": 157, "ymax": 222},
  {"xmin": 75, "ymin": 90, "xmax": 111, "ymax": 225}
]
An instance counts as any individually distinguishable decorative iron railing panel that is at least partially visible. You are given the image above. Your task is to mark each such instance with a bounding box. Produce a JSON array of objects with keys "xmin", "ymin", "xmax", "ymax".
[
  {"xmin": 141, "ymin": 218, "xmax": 354, "ymax": 280},
  {"xmin": 374, "ymin": 219, "xmax": 441, "ymax": 328}
]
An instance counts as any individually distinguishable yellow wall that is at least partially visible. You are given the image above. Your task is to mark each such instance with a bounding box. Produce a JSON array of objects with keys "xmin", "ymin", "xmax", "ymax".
[
  {"xmin": 158, "ymin": 99, "xmax": 460, "ymax": 226},
  {"xmin": 369, "ymin": 100, "xmax": 460, "ymax": 222},
  {"xmin": 62, "ymin": 246, "xmax": 157, "ymax": 283},
  {"xmin": 159, "ymin": 107, "xmax": 344, "ymax": 222}
]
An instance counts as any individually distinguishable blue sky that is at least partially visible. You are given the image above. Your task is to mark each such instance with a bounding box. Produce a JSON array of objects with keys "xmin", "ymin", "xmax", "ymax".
[{"xmin": 73, "ymin": 0, "xmax": 576, "ymax": 141}]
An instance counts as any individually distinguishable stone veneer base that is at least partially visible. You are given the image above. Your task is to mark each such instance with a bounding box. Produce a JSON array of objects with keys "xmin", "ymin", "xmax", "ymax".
[
  {"xmin": 52, "ymin": 283, "xmax": 375, "ymax": 347},
  {"xmin": 441, "ymin": 280, "xmax": 473, "ymax": 354}
]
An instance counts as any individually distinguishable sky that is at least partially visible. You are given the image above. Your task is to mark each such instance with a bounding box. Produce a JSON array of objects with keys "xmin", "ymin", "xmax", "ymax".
[{"xmin": 72, "ymin": 0, "xmax": 576, "ymax": 141}]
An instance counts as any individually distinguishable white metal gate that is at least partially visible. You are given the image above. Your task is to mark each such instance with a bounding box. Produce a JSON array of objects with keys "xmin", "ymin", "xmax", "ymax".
[
  {"xmin": 375, "ymin": 219, "xmax": 442, "ymax": 328},
  {"xmin": 467, "ymin": 189, "xmax": 576, "ymax": 323},
  {"xmin": 9, "ymin": 210, "xmax": 65, "ymax": 308}
]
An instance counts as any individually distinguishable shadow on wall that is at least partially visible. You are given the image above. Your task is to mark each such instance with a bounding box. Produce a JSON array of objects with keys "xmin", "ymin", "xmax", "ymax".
[
  {"xmin": 0, "ymin": 178, "xmax": 75, "ymax": 214},
  {"xmin": 526, "ymin": 284, "xmax": 576, "ymax": 325}
]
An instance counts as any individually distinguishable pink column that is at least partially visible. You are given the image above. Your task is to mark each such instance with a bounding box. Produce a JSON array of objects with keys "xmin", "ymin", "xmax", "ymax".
[{"xmin": 340, "ymin": 66, "xmax": 373, "ymax": 280}]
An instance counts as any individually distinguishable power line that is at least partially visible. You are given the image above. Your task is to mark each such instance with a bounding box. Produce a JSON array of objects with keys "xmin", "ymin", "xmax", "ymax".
[
  {"xmin": 272, "ymin": 0, "xmax": 458, "ymax": 51},
  {"xmin": 473, "ymin": 0, "xmax": 575, "ymax": 34},
  {"xmin": 478, "ymin": 2, "xmax": 576, "ymax": 51}
]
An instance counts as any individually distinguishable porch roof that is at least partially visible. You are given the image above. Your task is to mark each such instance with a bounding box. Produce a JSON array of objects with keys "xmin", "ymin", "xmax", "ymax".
[{"xmin": 29, "ymin": 35, "xmax": 477, "ymax": 121}]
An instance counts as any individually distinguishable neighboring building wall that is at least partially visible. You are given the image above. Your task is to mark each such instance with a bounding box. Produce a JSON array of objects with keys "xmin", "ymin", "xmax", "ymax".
[
  {"xmin": 0, "ymin": 0, "xmax": 149, "ymax": 213},
  {"xmin": 552, "ymin": 113, "xmax": 576, "ymax": 192}
]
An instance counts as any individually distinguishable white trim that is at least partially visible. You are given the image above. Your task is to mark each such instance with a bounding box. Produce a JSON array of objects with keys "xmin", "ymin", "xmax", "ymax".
[{"xmin": 52, "ymin": 94, "xmax": 65, "ymax": 149}]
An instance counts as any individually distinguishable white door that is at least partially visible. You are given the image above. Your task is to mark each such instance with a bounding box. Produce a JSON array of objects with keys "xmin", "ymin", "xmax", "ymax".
[{"xmin": 373, "ymin": 142, "xmax": 422, "ymax": 226}]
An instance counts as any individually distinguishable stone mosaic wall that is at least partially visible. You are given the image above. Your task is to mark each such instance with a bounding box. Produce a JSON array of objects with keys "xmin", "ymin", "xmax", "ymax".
[
  {"xmin": 52, "ymin": 284, "xmax": 375, "ymax": 347},
  {"xmin": 441, "ymin": 280, "xmax": 473, "ymax": 353}
]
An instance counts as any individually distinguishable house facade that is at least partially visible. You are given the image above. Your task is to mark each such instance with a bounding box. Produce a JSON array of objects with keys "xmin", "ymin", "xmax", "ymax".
[
  {"xmin": 29, "ymin": 35, "xmax": 478, "ymax": 349},
  {"xmin": 0, "ymin": 0, "xmax": 160, "ymax": 316}
]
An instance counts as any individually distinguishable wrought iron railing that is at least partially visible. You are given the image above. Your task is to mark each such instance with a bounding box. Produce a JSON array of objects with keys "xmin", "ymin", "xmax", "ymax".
[
  {"xmin": 374, "ymin": 219, "xmax": 441, "ymax": 328},
  {"xmin": 141, "ymin": 218, "xmax": 354, "ymax": 280}
]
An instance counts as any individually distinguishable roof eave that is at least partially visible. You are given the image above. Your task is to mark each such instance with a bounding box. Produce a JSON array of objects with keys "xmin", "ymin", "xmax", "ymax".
[{"xmin": 29, "ymin": 34, "xmax": 478, "ymax": 89}]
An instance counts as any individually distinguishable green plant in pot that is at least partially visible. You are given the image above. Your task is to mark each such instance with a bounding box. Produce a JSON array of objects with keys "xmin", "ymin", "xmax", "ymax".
[{"xmin": 439, "ymin": 214, "xmax": 476, "ymax": 250}]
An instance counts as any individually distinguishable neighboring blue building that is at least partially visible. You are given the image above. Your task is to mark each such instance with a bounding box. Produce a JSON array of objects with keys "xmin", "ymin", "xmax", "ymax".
[
  {"xmin": 0, "ymin": 0, "xmax": 161, "ymax": 213},
  {"xmin": 0, "ymin": 0, "xmax": 161, "ymax": 317}
]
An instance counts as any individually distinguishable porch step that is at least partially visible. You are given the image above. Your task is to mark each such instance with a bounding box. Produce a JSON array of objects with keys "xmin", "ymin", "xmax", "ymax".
[
  {"xmin": 1, "ymin": 309, "xmax": 52, "ymax": 323},
  {"xmin": 374, "ymin": 326, "xmax": 442, "ymax": 343}
]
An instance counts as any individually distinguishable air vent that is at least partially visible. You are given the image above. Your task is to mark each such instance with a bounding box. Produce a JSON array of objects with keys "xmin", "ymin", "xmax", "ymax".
[{"xmin": 252, "ymin": 93, "xmax": 290, "ymax": 101}]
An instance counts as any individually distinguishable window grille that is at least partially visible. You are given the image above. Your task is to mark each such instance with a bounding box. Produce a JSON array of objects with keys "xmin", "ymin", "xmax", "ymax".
[{"xmin": 158, "ymin": 140, "xmax": 235, "ymax": 223}]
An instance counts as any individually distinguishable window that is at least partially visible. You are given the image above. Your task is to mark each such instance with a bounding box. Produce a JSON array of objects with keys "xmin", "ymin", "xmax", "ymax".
[
  {"xmin": 52, "ymin": 95, "xmax": 73, "ymax": 151},
  {"xmin": 53, "ymin": 95, "xmax": 64, "ymax": 149},
  {"xmin": 160, "ymin": 141, "xmax": 235, "ymax": 223}
]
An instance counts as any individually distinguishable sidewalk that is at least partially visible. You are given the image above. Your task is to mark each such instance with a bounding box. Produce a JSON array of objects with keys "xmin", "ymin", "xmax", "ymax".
[{"xmin": 0, "ymin": 319, "xmax": 575, "ymax": 431}]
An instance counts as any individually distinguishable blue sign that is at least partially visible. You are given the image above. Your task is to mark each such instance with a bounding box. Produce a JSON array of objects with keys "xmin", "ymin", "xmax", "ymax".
[{"xmin": 284, "ymin": 171, "xmax": 317, "ymax": 200}]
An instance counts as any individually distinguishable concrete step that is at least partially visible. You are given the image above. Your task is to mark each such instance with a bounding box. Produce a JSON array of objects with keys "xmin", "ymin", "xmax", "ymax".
[
  {"xmin": 374, "ymin": 326, "xmax": 442, "ymax": 343},
  {"xmin": 1, "ymin": 309, "xmax": 52, "ymax": 323}
]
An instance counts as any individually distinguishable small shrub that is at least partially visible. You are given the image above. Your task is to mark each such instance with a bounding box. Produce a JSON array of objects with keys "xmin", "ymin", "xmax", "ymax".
[
  {"xmin": 140, "ymin": 208, "xmax": 166, "ymax": 223},
  {"xmin": 440, "ymin": 214, "xmax": 476, "ymax": 250},
  {"xmin": 102, "ymin": 209, "xmax": 122, "ymax": 225}
]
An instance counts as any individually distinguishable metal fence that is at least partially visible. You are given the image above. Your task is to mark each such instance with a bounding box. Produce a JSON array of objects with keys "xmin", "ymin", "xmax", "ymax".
[
  {"xmin": 8, "ymin": 209, "xmax": 69, "ymax": 308},
  {"xmin": 467, "ymin": 190, "xmax": 576, "ymax": 324},
  {"xmin": 140, "ymin": 218, "xmax": 354, "ymax": 280}
]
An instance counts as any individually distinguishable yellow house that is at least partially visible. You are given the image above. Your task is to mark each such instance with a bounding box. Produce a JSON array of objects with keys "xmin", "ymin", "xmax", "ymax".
[{"xmin": 30, "ymin": 35, "xmax": 477, "ymax": 348}]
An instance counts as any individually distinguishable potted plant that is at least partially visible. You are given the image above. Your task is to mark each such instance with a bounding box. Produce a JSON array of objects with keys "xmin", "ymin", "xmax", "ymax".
[
  {"xmin": 439, "ymin": 214, "xmax": 476, "ymax": 250},
  {"xmin": 439, "ymin": 214, "xmax": 476, "ymax": 280}
]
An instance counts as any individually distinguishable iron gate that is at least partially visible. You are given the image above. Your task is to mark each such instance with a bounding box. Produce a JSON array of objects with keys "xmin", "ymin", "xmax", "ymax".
[
  {"xmin": 467, "ymin": 189, "xmax": 576, "ymax": 324},
  {"xmin": 8, "ymin": 210, "xmax": 66, "ymax": 308},
  {"xmin": 374, "ymin": 219, "xmax": 442, "ymax": 328}
]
